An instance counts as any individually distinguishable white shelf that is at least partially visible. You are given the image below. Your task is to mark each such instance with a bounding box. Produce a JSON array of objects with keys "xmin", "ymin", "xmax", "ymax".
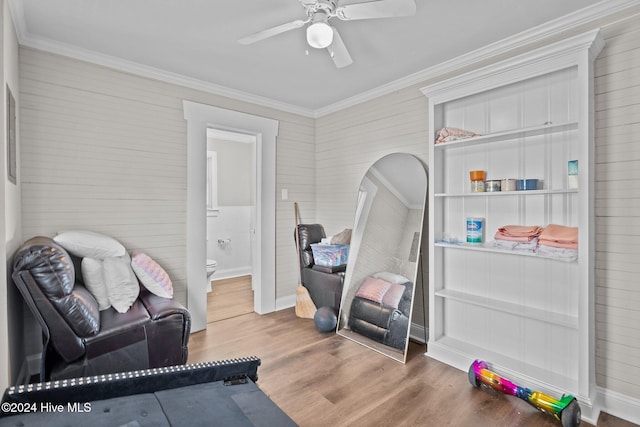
[
  {"xmin": 435, "ymin": 188, "xmax": 578, "ymax": 198},
  {"xmin": 434, "ymin": 288, "xmax": 578, "ymax": 328},
  {"xmin": 434, "ymin": 242, "xmax": 577, "ymax": 262},
  {"xmin": 435, "ymin": 241, "xmax": 537, "ymax": 257},
  {"xmin": 434, "ymin": 121, "xmax": 578, "ymax": 151}
]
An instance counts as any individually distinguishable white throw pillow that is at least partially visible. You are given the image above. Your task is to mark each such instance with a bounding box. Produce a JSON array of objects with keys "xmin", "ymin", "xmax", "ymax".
[
  {"xmin": 103, "ymin": 254, "xmax": 140, "ymax": 313},
  {"xmin": 131, "ymin": 252, "xmax": 173, "ymax": 299},
  {"xmin": 81, "ymin": 258, "xmax": 111, "ymax": 311},
  {"xmin": 54, "ymin": 230, "xmax": 126, "ymax": 259}
]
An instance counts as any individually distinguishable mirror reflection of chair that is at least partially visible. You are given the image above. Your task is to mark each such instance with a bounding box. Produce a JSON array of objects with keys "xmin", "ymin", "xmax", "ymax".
[
  {"xmin": 295, "ymin": 224, "xmax": 346, "ymax": 312},
  {"xmin": 337, "ymin": 153, "xmax": 428, "ymax": 363},
  {"xmin": 348, "ymin": 272, "xmax": 414, "ymax": 350}
]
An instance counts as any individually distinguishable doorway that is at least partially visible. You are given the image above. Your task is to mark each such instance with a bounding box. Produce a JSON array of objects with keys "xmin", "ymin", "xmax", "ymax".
[
  {"xmin": 205, "ymin": 128, "xmax": 256, "ymax": 322},
  {"xmin": 183, "ymin": 101, "xmax": 278, "ymax": 332}
]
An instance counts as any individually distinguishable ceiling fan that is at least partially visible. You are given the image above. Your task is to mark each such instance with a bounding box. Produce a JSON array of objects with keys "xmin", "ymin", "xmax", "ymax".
[{"xmin": 238, "ymin": 0, "xmax": 417, "ymax": 68}]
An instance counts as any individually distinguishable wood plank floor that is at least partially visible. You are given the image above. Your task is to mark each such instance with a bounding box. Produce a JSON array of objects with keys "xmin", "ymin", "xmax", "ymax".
[
  {"xmin": 207, "ymin": 275, "xmax": 254, "ymax": 323},
  {"xmin": 188, "ymin": 308, "xmax": 636, "ymax": 427}
]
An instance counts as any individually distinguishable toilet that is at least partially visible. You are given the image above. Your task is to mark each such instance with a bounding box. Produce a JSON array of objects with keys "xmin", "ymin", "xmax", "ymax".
[{"xmin": 206, "ymin": 259, "xmax": 217, "ymax": 281}]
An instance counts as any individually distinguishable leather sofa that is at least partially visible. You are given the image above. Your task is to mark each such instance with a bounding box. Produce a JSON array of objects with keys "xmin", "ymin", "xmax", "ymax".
[
  {"xmin": 295, "ymin": 224, "xmax": 345, "ymax": 311},
  {"xmin": 12, "ymin": 236, "xmax": 191, "ymax": 382}
]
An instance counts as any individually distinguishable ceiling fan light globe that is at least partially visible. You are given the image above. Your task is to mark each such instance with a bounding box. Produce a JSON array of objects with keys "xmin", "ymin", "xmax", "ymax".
[{"xmin": 307, "ymin": 22, "xmax": 333, "ymax": 48}]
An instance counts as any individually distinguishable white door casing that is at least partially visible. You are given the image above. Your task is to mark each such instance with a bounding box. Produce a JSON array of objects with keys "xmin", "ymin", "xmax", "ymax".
[{"xmin": 184, "ymin": 101, "xmax": 278, "ymax": 332}]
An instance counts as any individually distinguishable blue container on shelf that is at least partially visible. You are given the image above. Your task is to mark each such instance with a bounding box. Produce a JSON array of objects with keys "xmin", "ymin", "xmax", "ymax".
[{"xmin": 516, "ymin": 179, "xmax": 538, "ymax": 191}]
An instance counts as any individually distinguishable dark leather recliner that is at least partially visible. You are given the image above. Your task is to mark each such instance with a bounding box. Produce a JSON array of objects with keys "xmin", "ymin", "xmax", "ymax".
[
  {"xmin": 295, "ymin": 224, "xmax": 345, "ymax": 311},
  {"xmin": 349, "ymin": 280, "xmax": 413, "ymax": 350},
  {"xmin": 12, "ymin": 236, "xmax": 191, "ymax": 382}
]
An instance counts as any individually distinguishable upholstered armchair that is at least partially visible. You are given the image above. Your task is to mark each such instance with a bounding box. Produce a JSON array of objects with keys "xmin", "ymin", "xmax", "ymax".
[
  {"xmin": 12, "ymin": 236, "xmax": 190, "ymax": 382},
  {"xmin": 295, "ymin": 224, "xmax": 346, "ymax": 311}
]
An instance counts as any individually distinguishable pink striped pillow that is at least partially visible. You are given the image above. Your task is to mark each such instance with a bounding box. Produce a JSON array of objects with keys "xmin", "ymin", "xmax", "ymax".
[
  {"xmin": 130, "ymin": 251, "xmax": 173, "ymax": 299},
  {"xmin": 355, "ymin": 277, "xmax": 392, "ymax": 304}
]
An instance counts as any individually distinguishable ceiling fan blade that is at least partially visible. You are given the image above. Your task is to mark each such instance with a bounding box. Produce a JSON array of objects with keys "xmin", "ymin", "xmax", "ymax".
[
  {"xmin": 336, "ymin": 0, "xmax": 416, "ymax": 21},
  {"xmin": 238, "ymin": 19, "xmax": 308, "ymax": 45},
  {"xmin": 327, "ymin": 27, "xmax": 353, "ymax": 68}
]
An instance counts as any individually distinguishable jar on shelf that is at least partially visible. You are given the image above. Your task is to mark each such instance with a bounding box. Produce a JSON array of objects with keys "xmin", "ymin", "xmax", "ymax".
[{"xmin": 470, "ymin": 170, "xmax": 486, "ymax": 192}]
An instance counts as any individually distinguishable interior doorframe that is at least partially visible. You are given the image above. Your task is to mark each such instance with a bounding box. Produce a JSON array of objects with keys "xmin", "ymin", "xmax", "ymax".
[
  {"xmin": 183, "ymin": 101, "xmax": 278, "ymax": 332},
  {"xmin": 206, "ymin": 128, "xmax": 257, "ymax": 284}
]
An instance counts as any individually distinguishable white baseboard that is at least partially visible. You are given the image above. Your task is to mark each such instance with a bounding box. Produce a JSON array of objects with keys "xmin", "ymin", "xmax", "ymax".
[
  {"xmin": 276, "ymin": 294, "xmax": 296, "ymax": 311},
  {"xmin": 211, "ymin": 267, "xmax": 252, "ymax": 282},
  {"xmin": 410, "ymin": 323, "xmax": 428, "ymax": 344},
  {"xmin": 596, "ymin": 386, "xmax": 640, "ymax": 425}
]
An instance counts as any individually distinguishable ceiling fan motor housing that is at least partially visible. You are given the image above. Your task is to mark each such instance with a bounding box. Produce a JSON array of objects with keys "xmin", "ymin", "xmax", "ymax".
[{"xmin": 307, "ymin": 0, "xmax": 338, "ymax": 18}]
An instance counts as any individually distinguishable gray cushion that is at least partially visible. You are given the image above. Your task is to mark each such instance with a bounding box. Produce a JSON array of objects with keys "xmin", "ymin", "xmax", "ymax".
[
  {"xmin": 155, "ymin": 380, "xmax": 297, "ymax": 427},
  {"xmin": 0, "ymin": 393, "xmax": 169, "ymax": 427}
]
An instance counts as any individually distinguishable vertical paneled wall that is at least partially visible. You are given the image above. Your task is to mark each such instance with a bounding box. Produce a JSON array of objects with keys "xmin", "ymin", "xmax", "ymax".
[
  {"xmin": 18, "ymin": 47, "xmax": 315, "ymax": 305},
  {"xmin": 593, "ymin": 14, "xmax": 640, "ymax": 399},
  {"xmin": 276, "ymin": 117, "xmax": 316, "ymax": 297},
  {"xmin": 315, "ymin": 88, "xmax": 429, "ymax": 233}
]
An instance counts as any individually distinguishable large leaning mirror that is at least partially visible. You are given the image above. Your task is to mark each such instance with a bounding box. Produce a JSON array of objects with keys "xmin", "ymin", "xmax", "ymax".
[{"xmin": 337, "ymin": 153, "xmax": 427, "ymax": 363}]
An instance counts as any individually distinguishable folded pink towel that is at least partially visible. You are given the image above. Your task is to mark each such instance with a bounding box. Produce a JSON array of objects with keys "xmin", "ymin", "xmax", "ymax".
[
  {"xmin": 497, "ymin": 225, "xmax": 543, "ymax": 237},
  {"xmin": 538, "ymin": 224, "xmax": 578, "ymax": 249},
  {"xmin": 494, "ymin": 232, "xmax": 537, "ymax": 242},
  {"xmin": 538, "ymin": 239, "xmax": 578, "ymax": 249},
  {"xmin": 539, "ymin": 224, "xmax": 578, "ymax": 243}
]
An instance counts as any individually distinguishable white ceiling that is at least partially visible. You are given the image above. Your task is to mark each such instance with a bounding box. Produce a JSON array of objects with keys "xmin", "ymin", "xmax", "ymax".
[{"xmin": 11, "ymin": 0, "xmax": 623, "ymax": 115}]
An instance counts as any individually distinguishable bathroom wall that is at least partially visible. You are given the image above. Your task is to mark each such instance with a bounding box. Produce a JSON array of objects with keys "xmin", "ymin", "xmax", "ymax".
[{"xmin": 206, "ymin": 137, "xmax": 255, "ymax": 280}]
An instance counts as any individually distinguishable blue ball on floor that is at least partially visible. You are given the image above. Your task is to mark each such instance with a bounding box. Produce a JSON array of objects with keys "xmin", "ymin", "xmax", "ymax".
[{"xmin": 314, "ymin": 306, "xmax": 337, "ymax": 333}]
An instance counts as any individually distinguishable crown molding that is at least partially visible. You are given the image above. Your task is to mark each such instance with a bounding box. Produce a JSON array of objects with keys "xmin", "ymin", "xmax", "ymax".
[
  {"xmin": 314, "ymin": 0, "xmax": 640, "ymax": 117},
  {"xmin": 8, "ymin": 0, "xmax": 640, "ymax": 119},
  {"xmin": 7, "ymin": 0, "xmax": 315, "ymax": 118}
]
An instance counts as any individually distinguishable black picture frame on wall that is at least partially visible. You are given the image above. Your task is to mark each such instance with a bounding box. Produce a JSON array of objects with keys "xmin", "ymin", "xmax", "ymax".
[{"xmin": 7, "ymin": 84, "xmax": 16, "ymax": 184}]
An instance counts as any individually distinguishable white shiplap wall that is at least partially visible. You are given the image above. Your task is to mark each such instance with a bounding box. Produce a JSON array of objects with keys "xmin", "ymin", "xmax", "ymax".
[
  {"xmin": 594, "ymin": 13, "xmax": 640, "ymax": 400},
  {"xmin": 315, "ymin": 87, "xmax": 429, "ymax": 234},
  {"xmin": 19, "ymin": 47, "xmax": 315, "ymax": 305},
  {"xmin": 314, "ymin": 10, "xmax": 640, "ymax": 409}
]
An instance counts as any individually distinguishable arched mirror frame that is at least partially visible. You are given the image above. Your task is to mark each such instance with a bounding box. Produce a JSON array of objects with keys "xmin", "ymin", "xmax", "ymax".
[{"xmin": 337, "ymin": 153, "xmax": 428, "ymax": 363}]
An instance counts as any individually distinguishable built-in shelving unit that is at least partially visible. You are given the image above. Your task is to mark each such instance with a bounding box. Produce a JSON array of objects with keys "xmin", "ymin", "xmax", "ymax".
[{"xmin": 421, "ymin": 30, "xmax": 604, "ymax": 420}]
